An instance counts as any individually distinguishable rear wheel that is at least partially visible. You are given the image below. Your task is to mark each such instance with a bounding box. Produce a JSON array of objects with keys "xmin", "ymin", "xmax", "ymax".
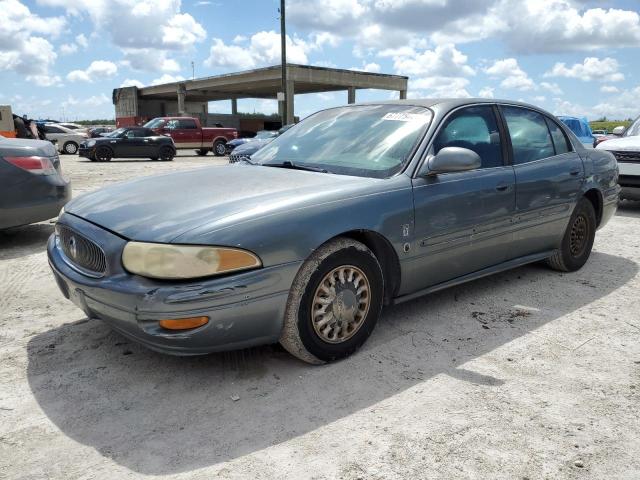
[
  {"xmin": 546, "ymin": 197, "xmax": 596, "ymax": 272},
  {"xmin": 280, "ymin": 238, "xmax": 384, "ymax": 364},
  {"xmin": 95, "ymin": 146, "xmax": 113, "ymax": 162},
  {"xmin": 213, "ymin": 140, "xmax": 226, "ymax": 156},
  {"xmin": 196, "ymin": 149, "xmax": 209, "ymax": 156},
  {"xmin": 159, "ymin": 146, "xmax": 175, "ymax": 161},
  {"xmin": 63, "ymin": 141, "xmax": 78, "ymax": 155}
]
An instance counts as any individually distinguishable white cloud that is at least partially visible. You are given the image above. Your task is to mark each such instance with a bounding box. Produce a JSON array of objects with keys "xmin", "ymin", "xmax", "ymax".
[
  {"xmin": 151, "ymin": 73, "xmax": 185, "ymax": 85},
  {"xmin": 600, "ymin": 85, "xmax": 619, "ymax": 94},
  {"xmin": 67, "ymin": 60, "xmax": 118, "ymax": 82},
  {"xmin": 204, "ymin": 31, "xmax": 312, "ymax": 70},
  {"xmin": 75, "ymin": 33, "xmax": 88, "ymax": 49},
  {"xmin": 383, "ymin": 43, "xmax": 475, "ymax": 78},
  {"xmin": 0, "ymin": 0, "xmax": 64, "ymax": 79},
  {"xmin": 85, "ymin": 94, "xmax": 110, "ymax": 106},
  {"xmin": 120, "ymin": 49, "xmax": 181, "ymax": 73},
  {"xmin": 478, "ymin": 86, "xmax": 494, "ymax": 98},
  {"xmin": 120, "ymin": 78, "xmax": 145, "ymax": 88},
  {"xmin": 25, "ymin": 74, "xmax": 62, "ymax": 87},
  {"xmin": 60, "ymin": 43, "xmax": 78, "ymax": 55},
  {"xmin": 485, "ymin": 58, "xmax": 534, "ymax": 91},
  {"xmin": 349, "ymin": 62, "xmax": 381, "ymax": 73},
  {"xmin": 410, "ymin": 77, "xmax": 471, "ymax": 98},
  {"xmin": 544, "ymin": 57, "xmax": 624, "ymax": 82},
  {"xmin": 540, "ymin": 82, "xmax": 563, "ymax": 95}
]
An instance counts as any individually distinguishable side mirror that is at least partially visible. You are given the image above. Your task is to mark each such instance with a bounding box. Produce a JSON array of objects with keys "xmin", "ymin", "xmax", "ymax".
[
  {"xmin": 422, "ymin": 147, "xmax": 482, "ymax": 175},
  {"xmin": 612, "ymin": 126, "xmax": 625, "ymax": 136}
]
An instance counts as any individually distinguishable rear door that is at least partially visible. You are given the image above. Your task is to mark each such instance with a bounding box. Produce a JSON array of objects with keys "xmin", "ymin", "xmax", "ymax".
[
  {"xmin": 500, "ymin": 105, "xmax": 584, "ymax": 258},
  {"xmin": 408, "ymin": 105, "xmax": 516, "ymax": 291}
]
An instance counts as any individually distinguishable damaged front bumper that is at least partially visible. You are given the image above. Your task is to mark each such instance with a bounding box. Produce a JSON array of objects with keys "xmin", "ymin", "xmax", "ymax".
[{"xmin": 47, "ymin": 213, "xmax": 300, "ymax": 355}]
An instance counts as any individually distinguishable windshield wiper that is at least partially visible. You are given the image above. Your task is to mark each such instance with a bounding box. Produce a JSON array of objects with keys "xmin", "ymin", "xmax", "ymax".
[{"xmin": 264, "ymin": 160, "xmax": 330, "ymax": 173}]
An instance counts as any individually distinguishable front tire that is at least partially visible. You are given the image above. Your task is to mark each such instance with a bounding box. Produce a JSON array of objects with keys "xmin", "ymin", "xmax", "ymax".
[
  {"xmin": 63, "ymin": 141, "xmax": 78, "ymax": 155},
  {"xmin": 94, "ymin": 146, "xmax": 113, "ymax": 162},
  {"xmin": 546, "ymin": 197, "xmax": 596, "ymax": 272},
  {"xmin": 213, "ymin": 140, "xmax": 226, "ymax": 156},
  {"xmin": 280, "ymin": 238, "xmax": 384, "ymax": 364},
  {"xmin": 159, "ymin": 146, "xmax": 175, "ymax": 161}
]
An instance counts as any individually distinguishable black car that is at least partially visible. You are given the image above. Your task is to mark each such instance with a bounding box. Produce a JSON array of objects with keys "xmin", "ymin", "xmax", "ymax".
[
  {"xmin": 0, "ymin": 136, "xmax": 71, "ymax": 229},
  {"xmin": 78, "ymin": 127, "xmax": 176, "ymax": 162}
]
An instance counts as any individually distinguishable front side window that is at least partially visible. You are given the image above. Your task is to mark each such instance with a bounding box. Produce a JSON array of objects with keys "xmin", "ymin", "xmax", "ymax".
[
  {"xmin": 625, "ymin": 116, "xmax": 640, "ymax": 137},
  {"xmin": 251, "ymin": 105, "xmax": 433, "ymax": 178},
  {"xmin": 502, "ymin": 107, "xmax": 555, "ymax": 165},
  {"xmin": 433, "ymin": 106, "xmax": 503, "ymax": 169},
  {"xmin": 144, "ymin": 118, "xmax": 165, "ymax": 129}
]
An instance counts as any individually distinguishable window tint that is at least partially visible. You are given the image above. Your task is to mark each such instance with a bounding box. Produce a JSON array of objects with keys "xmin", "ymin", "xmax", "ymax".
[
  {"xmin": 177, "ymin": 119, "xmax": 197, "ymax": 129},
  {"xmin": 45, "ymin": 125, "xmax": 63, "ymax": 133},
  {"xmin": 546, "ymin": 118, "xmax": 571, "ymax": 155},
  {"xmin": 502, "ymin": 107, "xmax": 555, "ymax": 165},
  {"xmin": 433, "ymin": 106, "xmax": 503, "ymax": 169}
]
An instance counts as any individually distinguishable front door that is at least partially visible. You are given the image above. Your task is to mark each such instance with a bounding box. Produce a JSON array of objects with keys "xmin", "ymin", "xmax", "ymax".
[
  {"xmin": 408, "ymin": 105, "xmax": 516, "ymax": 292},
  {"xmin": 167, "ymin": 118, "xmax": 200, "ymax": 149},
  {"xmin": 500, "ymin": 106, "xmax": 584, "ymax": 258}
]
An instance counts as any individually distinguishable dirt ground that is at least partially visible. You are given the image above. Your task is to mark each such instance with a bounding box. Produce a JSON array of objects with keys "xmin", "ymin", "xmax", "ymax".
[{"xmin": 1, "ymin": 152, "xmax": 639, "ymax": 480}]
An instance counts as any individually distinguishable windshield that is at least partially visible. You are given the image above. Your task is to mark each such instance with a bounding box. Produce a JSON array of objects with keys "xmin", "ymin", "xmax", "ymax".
[
  {"xmin": 625, "ymin": 116, "xmax": 640, "ymax": 137},
  {"xmin": 251, "ymin": 105, "xmax": 432, "ymax": 178},
  {"xmin": 254, "ymin": 130, "xmax": 277, "ymax": 139},
  {"xmin": 105, "ymin": 128, "xmax": 126, "ymax": 137},
  {"xmin": 144, "ymin": 118, "xmax": 165, "ymax": 129}
]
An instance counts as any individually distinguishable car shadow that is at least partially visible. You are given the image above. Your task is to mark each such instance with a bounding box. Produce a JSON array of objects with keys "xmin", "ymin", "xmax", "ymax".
[
  {"xmin": 26, "ymin": 251, "xmax": 637, "ymax": 475},
  {"xmin": 0, "ymin": 223, "xmax": 53, "ymax": 260},
  {"xmin": 616, "ymin": 199, "xmax": 640, "ymax": 219}
]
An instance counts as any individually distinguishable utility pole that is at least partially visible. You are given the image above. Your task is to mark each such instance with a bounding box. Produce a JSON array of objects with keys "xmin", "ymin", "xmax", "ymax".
[
  {"xmin": 279, "ymin": 0, "xmax": 287, "ymax": 126},
  {"xmin": 191, "ymin": 61, "xmax": 195, "ymax": 80}
]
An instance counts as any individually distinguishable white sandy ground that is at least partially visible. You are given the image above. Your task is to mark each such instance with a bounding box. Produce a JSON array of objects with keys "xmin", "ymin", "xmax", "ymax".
[{"xmin": 0, "ymin": 152, "xmax": 639, "ymax": 480}]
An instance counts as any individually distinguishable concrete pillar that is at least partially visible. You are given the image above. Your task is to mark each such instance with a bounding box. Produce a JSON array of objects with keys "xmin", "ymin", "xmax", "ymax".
[
  {"xmin": 286, "ymin": 79, "xmax": 295, "ymax": 125},
  {"xmin": 399, "ymin": 89, "xmax": 407, "ymax": 100},
  {"xmin": 231, "ymin": 98, "xmax": 238, "ymax": 115},
  {"xmin": 348, "ymin": 87, "xmax": 356, "ymax": 104},
  {"xmin": 177, "ymin": 83, "xmax": 187, "ymax": 115}
]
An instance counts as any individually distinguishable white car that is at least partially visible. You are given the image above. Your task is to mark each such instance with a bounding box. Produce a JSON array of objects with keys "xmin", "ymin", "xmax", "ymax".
[
  {"xmin": 42, "ymin": 123, "xmax": 88, "ymax": 155},
  {"xmin": 597, "ymin": 118, "xmax": 640, "ymax": 200},
  {"xmin": 58, "ymin": 122, "xmax": 89, "ymax": 133}
]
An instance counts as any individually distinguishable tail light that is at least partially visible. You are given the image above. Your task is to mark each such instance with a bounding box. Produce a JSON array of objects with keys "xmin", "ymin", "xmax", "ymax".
[{"xmin": 4, "ymin": 156, "xmax": 56, "ymax": 175}]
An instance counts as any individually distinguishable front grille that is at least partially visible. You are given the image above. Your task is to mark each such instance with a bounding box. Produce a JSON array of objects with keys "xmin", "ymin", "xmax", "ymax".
[
  {"xmin": 56, "ymin": 225, "xmax": 107, "ymax": 276},
  {"xmin": 611, "ymin": 151, "xmax": 640, "ymax": 163},
  {"xmin": 229, "ymin": 153, "xmax": 250, "ymax": 164}
]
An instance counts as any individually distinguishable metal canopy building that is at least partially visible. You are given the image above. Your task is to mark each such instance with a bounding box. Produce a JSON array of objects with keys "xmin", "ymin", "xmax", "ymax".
[{"xmin": 113, "ymin": 64, "xmax": 408, "ymax": 128}]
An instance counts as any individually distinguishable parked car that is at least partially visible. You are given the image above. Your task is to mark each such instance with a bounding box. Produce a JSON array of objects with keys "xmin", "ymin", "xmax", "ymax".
[
  {"xmin": 78, "ymin": 127, "xmax": 176, "ymax": 162},
  {"xmin": 597, "ymin": 115, "xmax": 640, "ymax": 200},
  {"xmin": 229, "ymin": 125, "xmax": 294, "ymax": 163},
  {"xmin": 88, "ymin": 127, "xmax": 114, "ymax": 138},
  {"xmin": 143, "ymin": 117, "xmax": 237, "ymax": 156},
  {"xmin": 558, "ymin": 116, "xmax": 595, "ymax": 148},
  {"xmin": 225, "ymin": 130, "xmax": 279, "ymax": 154},
  {"xmin": 48, "ymin": 99, "xmax": 619, "ymax": 363},
  {"xmin": 43, "ymin": 123, "xmax": 88, "ymax": 155},
  {"xmin": 58, "ymin": 122, "xmax": 88, "ymax": 132},
  {"xmin": 1, "ymin": 137, "xmax": 71, "ymax": 229}
]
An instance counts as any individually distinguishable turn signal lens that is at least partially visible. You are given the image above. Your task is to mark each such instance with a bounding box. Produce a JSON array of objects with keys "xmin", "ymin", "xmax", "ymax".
[
  {"xmin": 122, "ymin": 242, "xmax": 261, "ymax": 279},
  {"xmin": 159, "ymin": 316, "xmax": 209, "ymax": 330}
]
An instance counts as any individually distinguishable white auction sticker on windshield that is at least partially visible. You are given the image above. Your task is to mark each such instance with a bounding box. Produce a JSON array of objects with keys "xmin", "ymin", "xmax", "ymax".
[{"xmin": 382, "ymin": 112, "xmax": 430, "ymax": 122}]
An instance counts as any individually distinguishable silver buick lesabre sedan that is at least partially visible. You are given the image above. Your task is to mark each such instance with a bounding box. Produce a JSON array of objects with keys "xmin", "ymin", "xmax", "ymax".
[{"xmin": 48, "ymin": 99, "xmax": 620, "ymax": 364}]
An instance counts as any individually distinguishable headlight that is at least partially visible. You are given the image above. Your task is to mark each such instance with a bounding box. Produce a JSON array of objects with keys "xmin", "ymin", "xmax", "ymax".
[
  {"xmin": 121, "ymin": 242, "xmax": 262, "ymax": 279},
  {"xmin": 86, "ymin": 140, "xmax": 96, "ymax": 147}
]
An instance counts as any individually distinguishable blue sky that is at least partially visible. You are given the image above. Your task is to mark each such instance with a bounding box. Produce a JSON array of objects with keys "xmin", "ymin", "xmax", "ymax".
[{"xmin": 2, "ymin": 0, "xmax": 640, "ymax": 121}]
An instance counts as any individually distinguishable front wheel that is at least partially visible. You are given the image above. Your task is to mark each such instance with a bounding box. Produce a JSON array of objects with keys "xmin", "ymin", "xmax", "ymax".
[
  {"xmin": 546, "ymin": 197, "xmax": 596, "ymax": 272},
  {"xmin": 280, "ymin": 238, "xmax": 384, "ymax": 364},
  {"xmin": 213, "ymin": 140, "xmax": 226, "ymax": 156},
  {"xmin": 63, "ymin": 141, "xmax": 78, "ymax": 155},
  {"xmin": 159, "ymin": 146, "xmax": 175, "ymax": 161},
  {"xmin": 94, "ymin": 146, "xmax": 113, "ymax": 162}
]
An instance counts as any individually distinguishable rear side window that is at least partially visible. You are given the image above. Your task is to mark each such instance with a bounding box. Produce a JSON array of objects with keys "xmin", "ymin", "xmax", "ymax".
[
  {"xmin": 545, "ymin": 118, "xmax": 572, "ymax": 155},
  {"xmin": 177, "ymin": 119, "xmax": 197, "ymax": 129},
  {"xmin": 45, "ymin": 125, "xmax": 63, "ymax": 133},
  {"xmin": 433, "ymin": 106, "xmax": 503, "ymax": 169},
  {"xmin": 502, "ymin": 107, "xmax": 555, "ymax": 165}
]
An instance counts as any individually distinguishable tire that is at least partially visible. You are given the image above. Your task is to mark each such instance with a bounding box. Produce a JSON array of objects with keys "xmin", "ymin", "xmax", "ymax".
[
  {"xmin": 280, "ymin": 238, "xmax": 384, "ymax": 364},
  {"xmin": 63, "ymin": 141, "xmax": 78, "ymax": 155},
  {"xmin": 159, "ymin": 146, "xmax": 175, "ymax": 161},
  {"xmin": 196, "ymin": 149, "xmax": 209, "ymax": 156},
  {"xmin": 213, "ymin": 140, "xmax": 226, "ymax": 156},
  {"xmin": 546, "ymin": 197, "xmax": 596, "ymax": 272},
  {"xmin": 94, "ymin": 146, "xmax": 113, "ymax": 162},
  {"xmin": 150, "ymin": 157, "xmax": 159, "ymax": 161}
]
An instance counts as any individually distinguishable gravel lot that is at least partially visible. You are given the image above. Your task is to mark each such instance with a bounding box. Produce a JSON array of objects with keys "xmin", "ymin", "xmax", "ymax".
[{"xmin": 1, "ymin": 152, "xmax": 639, "ymax": 479}]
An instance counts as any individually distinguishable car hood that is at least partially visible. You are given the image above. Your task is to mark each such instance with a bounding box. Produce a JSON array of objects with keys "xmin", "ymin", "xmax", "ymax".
[
  {"xmin": 597, "ymin": 135, "xmax": 640, "ymax": 151},
  {"xmin": 65, "ymin": 165, "xmax": 376, "ymax": 243}
]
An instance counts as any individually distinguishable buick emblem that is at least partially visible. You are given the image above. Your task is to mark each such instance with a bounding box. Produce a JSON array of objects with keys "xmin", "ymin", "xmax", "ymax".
[{"xmin": 69, "ymin": 236, "xmax": 78, "ymax": 259}]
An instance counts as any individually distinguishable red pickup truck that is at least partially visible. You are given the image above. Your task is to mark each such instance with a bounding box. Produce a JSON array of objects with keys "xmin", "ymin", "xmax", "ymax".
[{"xmin": 143, "ymin": 117, "xmax": 237, "ymax": 156}]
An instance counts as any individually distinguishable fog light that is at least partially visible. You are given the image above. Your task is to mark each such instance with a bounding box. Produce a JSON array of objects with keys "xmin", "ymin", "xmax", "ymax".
[{"xmin": 159, "ymin": 316, "xmax": 209, "ymax": 330}]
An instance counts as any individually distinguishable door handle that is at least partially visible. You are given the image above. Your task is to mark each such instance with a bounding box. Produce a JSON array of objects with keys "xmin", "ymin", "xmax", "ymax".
[
  {"xmin": 570, "ymin": 169, "xmax": 581, "ymax": 176},
  {"xmin": 495, "ymin": 183, "xmax": 510, "ymax": 192}
]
